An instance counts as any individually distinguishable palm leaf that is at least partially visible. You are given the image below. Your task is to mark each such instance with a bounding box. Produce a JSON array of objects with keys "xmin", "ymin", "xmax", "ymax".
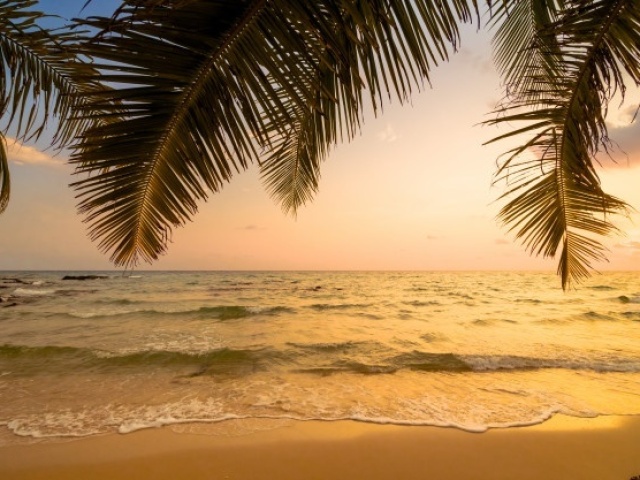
[
  {"xmin": 491, "ymin": 0, "xmax": 564, "ymax": 100},
  {"xmin": 0, "ymin": 0, "xmax": 105, "ymax": 212},
  {"xmin": 261, "ymin": 0, "xmax": 476, "ymax": 215},
  {"xmin": 488, "ymin": 0, "xmax": 638, "ymax": 288},
  {"xmin": 72, "ymin": 0, "xmax": 478, "ymax": 267},
  {"xmin": 0, "ymin": 133, "xmax": 8, "ymax": 213}
]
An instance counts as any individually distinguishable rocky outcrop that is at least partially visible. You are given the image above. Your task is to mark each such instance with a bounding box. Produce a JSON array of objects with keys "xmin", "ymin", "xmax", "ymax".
[{"xmin": 62, "ymin": 275, "xmax": 109, "ymax": 281}]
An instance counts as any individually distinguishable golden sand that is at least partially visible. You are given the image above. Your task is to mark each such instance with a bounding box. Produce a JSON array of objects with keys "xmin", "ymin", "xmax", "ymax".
[{"xmin": 1, "ymin": 415, "xmax": 639, "ymax": 480}]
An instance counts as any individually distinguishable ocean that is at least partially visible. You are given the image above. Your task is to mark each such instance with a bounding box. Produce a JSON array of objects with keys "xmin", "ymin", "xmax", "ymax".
[{"xmin": 0, "ymin": 271, "xmax": 638, "ymax": 444}]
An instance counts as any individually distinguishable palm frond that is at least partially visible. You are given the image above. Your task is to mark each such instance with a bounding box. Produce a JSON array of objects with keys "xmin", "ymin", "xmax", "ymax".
[
  {"xmin": 261, "ymin": 0, "xmax": 475, "ymax": 215},
  {"xmin": 491, "ymin": 0, "xmax": 564, "ymax": 100},
  {"xmin": 0, "ymin": 133, "xmax": 8, "ymax": 213},
  {"xmin": 72, "ymin": 0, "xmax": 478, "ymax": 266},
  {"xmin": 488, "ymin": 0, "xmax": 639, "ymax": 288},
  {"xmin": 0, "ymin": 1, "xmax": 102, "ymax": 144},
  {"xmin": 0, "ymin": 0, "xmax": 105, "ymax": 211}
]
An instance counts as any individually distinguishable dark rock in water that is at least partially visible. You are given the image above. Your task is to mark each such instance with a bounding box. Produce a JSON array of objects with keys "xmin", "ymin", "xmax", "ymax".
[
  {"xmin": 2, "ymin": 302, "xmax": 18, "ymax": 308},
  {"xmin": 313, "ymin": 286, "xmax": 322, "ymax": 291},
  {"xmin": 1, "ymin": 278, "xmax": 28, "ymax": 284},
  {"xmin": 62, "ymin": 275, "xmax": 109, "ymax": 281}
]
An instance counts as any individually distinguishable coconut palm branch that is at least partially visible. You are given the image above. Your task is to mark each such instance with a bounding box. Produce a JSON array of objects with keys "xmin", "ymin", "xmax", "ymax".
[
  {"xmin": 260, "ymin": 0, "xmax": 473, "ymax": 215},
  {"xmin": 491, "ymin": 0, "xmax": 564, "ymax": 100},
  {"xmin": 487, "ymin": 0, "xmax": 639, "ymax": 288},
  {"xmin": 0, "ymin": 0, "xmax": 101, "ymax": 213},
  {"xmin": 0, "ymin": 133, "xmax": 8, "ymax": 212},
  {"xmin": 72, "ymin": 0, "xmax": 477, "ymax": 267}
]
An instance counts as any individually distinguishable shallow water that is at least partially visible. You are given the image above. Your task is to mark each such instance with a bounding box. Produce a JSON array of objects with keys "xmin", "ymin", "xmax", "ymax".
[{"xmin": 0, "ymin": 271, "xmax": 638, "ymax": 443}]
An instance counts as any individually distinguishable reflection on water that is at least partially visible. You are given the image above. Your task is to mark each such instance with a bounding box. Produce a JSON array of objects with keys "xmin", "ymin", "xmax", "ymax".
[{"xmin": 0, "ymin": 271, "xmax": 638, "ymax": 442}]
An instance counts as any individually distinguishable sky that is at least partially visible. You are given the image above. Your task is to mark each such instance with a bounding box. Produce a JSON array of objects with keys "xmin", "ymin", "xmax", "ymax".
[{"xmin": 1, "ymin": 1, "xmax": 640, "ymax": 272}]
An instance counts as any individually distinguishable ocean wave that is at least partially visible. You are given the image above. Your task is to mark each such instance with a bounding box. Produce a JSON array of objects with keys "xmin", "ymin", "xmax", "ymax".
[
  {"xmin": 403, "ymin": 300, "xmax": 441, "ymax": 307},
  {"xmin": 287, "ymin": 341, "xmax": 363, "ymax": 352},
  {"xmin": 0, "ymin": 344, "xmax": 287, "ymax": 375},
  {"xmin": 309, "ymin": 303, "xmax": 373, "ymax": 311},
  {"xmin": 462, "ymin": 354, "xmax": 640, "ymax": 373},
  {"xmin": 621, "ymin": 311, "xmax": 640, "ymax": 321},
  {"xmin": 94, "ymin": 298, "xmax": 142, "ymax": 306},
  {"xmin": 1, "ymin": 401, "xmax": 607, "ymax": 441},
  {"xmin": 4, "ymin": 342, "xmax": 637, "ymax": 376},
  {"xmin": 618, "ymin": 295, "xmax": 640, "ymax": 304},
  {"xmin": 297, "ymin": 362, "xmax": 398, "ymax": 376},
  {"xmin": 291, "ymin": 351, "xmax": 473, "ymax": 376},
  {"xmin": 63, "ymin": 305, "xmax": 293, "ymax": 321},
  {"xmin": 296, "ymin": 350, "xmax": 640, "ymax": 375},
  {"xmin": 11, "ymin": 288, "xmax": 56, "ymax": 297},
  {"xmin": 390, "ymin": 351, "xmax": 472, "ymax": 372},
  {"xmin": 580, "ymin": 311, "xmax": 616, "ymax": 321}
]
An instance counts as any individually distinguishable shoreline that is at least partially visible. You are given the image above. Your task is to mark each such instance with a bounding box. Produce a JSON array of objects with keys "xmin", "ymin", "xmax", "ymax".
[{"xmin": 1, "ymin": 415, "xmax": 639, "ymax": 480}]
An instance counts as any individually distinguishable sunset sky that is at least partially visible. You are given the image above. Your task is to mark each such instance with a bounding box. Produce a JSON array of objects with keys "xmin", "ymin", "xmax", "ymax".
[{"xmin": 1, "ymin": 0, "xmax": 639, "ymax": 272}]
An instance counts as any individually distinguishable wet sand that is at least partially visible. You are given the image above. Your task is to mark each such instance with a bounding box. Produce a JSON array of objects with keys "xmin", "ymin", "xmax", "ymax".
[{"xmin": 1, "ymin": 415, "xmax": 639, "ymax": 480}]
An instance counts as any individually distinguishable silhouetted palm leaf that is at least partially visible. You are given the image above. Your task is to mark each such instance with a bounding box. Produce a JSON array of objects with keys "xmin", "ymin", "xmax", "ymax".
[
  {"xmin": 72, "ymin": 0, "xmax": 476, "ymax": 266},
  {"xmin": 0, "ymin": 0, "xmax": 102, "ymax": 213},
  {"xmin": 488, "ymin": 0, "xmax": 638, "ymax": 288},
  {"xmin": 0, "ymin": 133, "xmax": 8, "ymax": 212}
]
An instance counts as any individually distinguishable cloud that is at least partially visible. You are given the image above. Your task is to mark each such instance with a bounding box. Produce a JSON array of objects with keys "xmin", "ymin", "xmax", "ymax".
[
  {"xmin": 426, "ymin": 235, "xmax": 439, "ymax": 240},
  {"xmin": 5, "ymin": 137, "xmax": 66, "ymax": 168},
  {"xmin": 377, "ymin": 124, "xmax": 398, "ymax": 143},
  {"xmin": 458, "ymin": 48, "xmax": 495, "ymax": 75},
  {"xmin": 614, "ymin": 240, "xmax": 640, "ymax": 251},
  {"xmin": 237, "ymin": 225, "xmax": 263, "ymax": 231},
  {"xmin": 606, "ymin": 104, "xmax": 638, "ymax": 129},
  {"xmin": 597, "ymin": 113, "xmax": 640, "ymax": 168},
  {"xmin": 494, "ymin": 238, "xmax": 510, "ymax": 245}
]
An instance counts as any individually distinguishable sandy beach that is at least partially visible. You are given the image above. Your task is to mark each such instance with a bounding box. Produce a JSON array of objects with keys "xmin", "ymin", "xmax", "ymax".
[{"xmin": 1, "ymin": 415, "xmax": 639, "ymax": 480}]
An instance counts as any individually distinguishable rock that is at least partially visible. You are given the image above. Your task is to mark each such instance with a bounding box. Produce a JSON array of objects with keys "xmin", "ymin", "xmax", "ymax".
[
  {"xmin": 62, "ymin": 275, "xmax": 109, "ymax": 281},
  {"xmin": 0, "ymin": 278, "xmax": 28, "ymax": 284}
]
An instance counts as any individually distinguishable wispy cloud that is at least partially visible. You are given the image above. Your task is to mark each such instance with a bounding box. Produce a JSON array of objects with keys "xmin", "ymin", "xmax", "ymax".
[
  {"xmin": 5, "ymin": 137, "xmax": 66, "ymax": 168},
  {"xmin": 377, "ymin": 123, "xmax": 398, "ymax": 143},
  {"xmin": 494, "ymin": 238, "xmax": 510, "ymax": 245},
  {"xmin": 237, "ymin": 224, "xmax": 264, "ymax": 231},
  {"xmin": 614, "ymin": 240, "xmax": 640, "ymax": 251},
  {"xmin": 597, "ymin": 109, "xmax": 640, "ymax": 168},
  {"xmin": 606, "ymin": 104, "xmax": 638, "ymax": 129}
]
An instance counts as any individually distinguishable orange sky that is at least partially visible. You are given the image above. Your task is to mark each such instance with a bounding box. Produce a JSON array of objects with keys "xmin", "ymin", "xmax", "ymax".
[{"xmin": 1, "ymin": 23, "xmax": 639, "ymax": 272}]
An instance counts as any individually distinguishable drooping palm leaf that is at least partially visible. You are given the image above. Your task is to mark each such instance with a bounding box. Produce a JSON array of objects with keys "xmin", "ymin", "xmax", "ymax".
[
  {"xmin": 0, "ymin": 0, "xmax": 104, "ymax": 213},
  {"xmin": 0, "ymin": 133, "xmax": 8, "ymax": 212},
  {"xmin": 72, "ymin": 0, "xmax": 478, "ymax": 266},
  {"xmin": 260, "ymin": 0, "xmax": 476, "ymax": 215},
  {"xmin": 488, "ymin": 0, "xmax": 639, "ymax": 288},
  {"xmin": 491, "ymin": 0, "xmax": 564, "ymax": 100}
]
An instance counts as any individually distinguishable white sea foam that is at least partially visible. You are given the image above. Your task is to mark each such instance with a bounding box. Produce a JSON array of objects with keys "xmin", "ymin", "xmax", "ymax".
[
  {"xmin": 12, "ymin": 288, "xmax": 55, "ymax": 297},
  {"xmin": 462, "ymin": 354, "xmax": 640, "ymax": 373}
]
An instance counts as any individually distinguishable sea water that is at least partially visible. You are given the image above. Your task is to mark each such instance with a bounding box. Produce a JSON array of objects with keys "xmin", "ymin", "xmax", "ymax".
[{"xmin": 0, "ymin": 271, "xmax": 638, "ymax": 444}]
